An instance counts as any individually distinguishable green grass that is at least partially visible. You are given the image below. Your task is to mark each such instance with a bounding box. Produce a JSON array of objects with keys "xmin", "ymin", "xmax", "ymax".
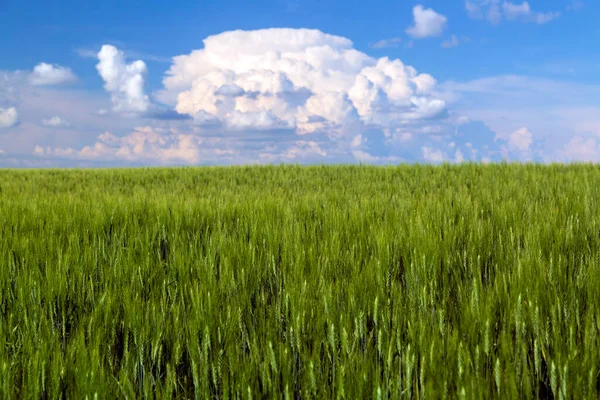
[{"xmin": 1, "ymin": 164, "xmax": 600, "ymax": 398}]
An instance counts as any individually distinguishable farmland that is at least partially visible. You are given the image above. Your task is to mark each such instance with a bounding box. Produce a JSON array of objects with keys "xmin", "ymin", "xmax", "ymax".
[{"xmin": 1, "ymin": 164, "xmax": 600, "ymax": 398}]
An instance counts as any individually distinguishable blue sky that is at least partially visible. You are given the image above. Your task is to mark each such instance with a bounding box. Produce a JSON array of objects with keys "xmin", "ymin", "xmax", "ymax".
[{"xmin": 0, "ymin": 0, "xmax": 598, "ymax": 166}]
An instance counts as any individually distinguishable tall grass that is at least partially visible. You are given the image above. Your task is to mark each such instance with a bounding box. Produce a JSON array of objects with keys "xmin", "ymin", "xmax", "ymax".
[{"xmin": 1, "ymin": 164, "xmax": 599, "ymax": 398}]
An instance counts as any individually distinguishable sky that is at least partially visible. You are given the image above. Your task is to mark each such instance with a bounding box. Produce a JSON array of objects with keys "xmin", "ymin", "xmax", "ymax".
[{"xmin": 0, "ymin": 0, "xmax": 598, "ymax": 167}]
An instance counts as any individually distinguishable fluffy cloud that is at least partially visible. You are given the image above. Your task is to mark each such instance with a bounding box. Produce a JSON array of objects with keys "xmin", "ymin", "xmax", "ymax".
[
  {"xmin": 29, "ymin": 63, "xmax": 77, "ymax": 86},
  {"xmin": 508, "ymin": 127, "xmax": 533, "ymax": 151},
  {"xmin": 422, "ymin": 146, "xmax": 445, "ymax": 162},
  {"xmin": 159, "ymin": 28, "xmax": 448, "ymax": 151},
  {"xmin": 41, "ymin": 116, "xmax": 70, "ymax": 127},
  {"xmin": 466, "ymin": 1, "xmax": 560, "ymax": 24},
  {"xmin": 0, "ymin": 107, "xmax": 19, "ymax": 128},
  {"xmin": 96, "ymin": 45, "xmax": 150, "ymax": 115},
  {"xmin": 406, "ymin": 5, "xmax": 448, "ymax": 38}
]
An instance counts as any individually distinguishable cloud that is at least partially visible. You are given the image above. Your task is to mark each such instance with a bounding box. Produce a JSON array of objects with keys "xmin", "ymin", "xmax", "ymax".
[
  {"xmin": 0, "ymin": 107, "xmax": 19, "ymax": 128},
  {"xmin": 370, "ymin": 38, "xmax": 402, "ymax": 49},
  {"xmin": 422, "ymin": 146, "xmax": 445, "ymax": 162},
  {"xmin": 36, "ymin": 126, "xmax": 203, "ymax": 165},
  {"xmin": 29, "ymin": 63, "xmax": 77, "ymax": 86},
  {"xmin": 466, "ymin": 0, "xmax": 560, "ymax": 24},
  {"xmin": 508, "ymin": 127, "xmax": 533, "ymax": 151},
  {"xmin": 441, "ymin": 35, "xmax": 460, "ymax": 48},
  {"xmin": 160, "ymin": 28, "xmax": 447, "ymax": 142},
  {"xmin": 406, "ymin": 5, "xmax": 448, "ymax": 38},
  {"xmin": 562, "ymin": 136, "xmax": 600, "ymax": 162},
  {"xmin": 503, "ymin": 2, "xmax": 560, "ymax": 24},
  {"xmin": 96, "ymin": 45, "xmax": 151, "ymax": 115},
  {"xmin": 41, "ymin": 116, "xmax": 70, "ymax": 127}
]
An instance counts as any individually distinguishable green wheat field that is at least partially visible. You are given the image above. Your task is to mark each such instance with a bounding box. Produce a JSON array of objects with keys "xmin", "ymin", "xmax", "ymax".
[{"xmin": 1, "ymin": 164, "xmax": 600, "ymax": 398}]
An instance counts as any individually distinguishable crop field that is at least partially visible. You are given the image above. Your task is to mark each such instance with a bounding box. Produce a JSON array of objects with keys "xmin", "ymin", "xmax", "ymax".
[{"xmin": 1, "ymin": 165, "xmax": 600, "ymax": 398}]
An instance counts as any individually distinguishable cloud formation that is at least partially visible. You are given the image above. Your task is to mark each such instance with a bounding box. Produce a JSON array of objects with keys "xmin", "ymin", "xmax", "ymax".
[
  {"xmin": 406, "ymin": 5, "xmax": 448, "ymax": 38},
  {"xmin": 35, "ymin": 126, "xmax": 203, "ymax": 164},
  {"xmin": 29, "ymin": 63, "xmax": 77, "ymax": 86},
  {"xmin": 466, "ymin": 0, "xmax": 560, "ymax": 24},
  {"xmin": 41, "ymin": 116, "xmax": 70, "ymax": 127},
  {"xmin": 159, "ymin": 28, "xmax": 448, "ymax": 148},
  {"xmin": 96, "ymin": 45, "xmax": 150, "ymax": 115},
  {"xmin": 0, "ymin": 107, "xmax": 19, "ymax": 128}
]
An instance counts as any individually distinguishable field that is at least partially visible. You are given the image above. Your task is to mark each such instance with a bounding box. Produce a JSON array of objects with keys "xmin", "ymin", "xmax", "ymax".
[{"xmin": 1, "ymin": 164, "xmax": 600, "ymax": 398}]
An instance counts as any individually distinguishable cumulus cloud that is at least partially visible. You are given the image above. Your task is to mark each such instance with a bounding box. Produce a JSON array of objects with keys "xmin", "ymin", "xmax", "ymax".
[
  {"xmin": 508, "ymin": 127, "xmax": 533, "ymax": 151},
  {"xmin": 29, "ymin": 63, "xmax": 77, "ymax": 86},
  {"xmin": 406, "ymin": 5, "xmax": 448, "ymax": 38},
  {"xmin": 96, "ymin": 45, "xmax": 151, "ymax": 115},
  {"xmin": 41, "ymin": 116, "xmax": 70, "ymax": 127},
  {"xmin": 159, "ymin": 28, "xmax": 448, "ymax": 152},
  {"xmin": 422, "ymin": 146, "xmax": 445, "ymax": 162},
  {"xmin": 466, "ymin": 1, "xmax": 560, "ymax": 24},
  {"xmin": 0, "ymin": 107, "xmax": 19, "ymax": 128}
]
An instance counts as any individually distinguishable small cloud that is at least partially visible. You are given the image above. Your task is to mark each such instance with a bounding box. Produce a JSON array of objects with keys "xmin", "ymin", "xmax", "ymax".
[
  {"xmin": 41, "ymin": 116, "xmax": 70, "ymax": 127},
  {"xmin": 508, "ymin": 127, "xmax": 533, "ymax": 151},
  {"xmin": 74, "ymin": 48, "xmax": 98, "ymax": 59},
  {"xmin": 566, "ymin": 0, "xmax": 583, "ymax": 11},
  {"xmin": 406, "ymin": 5, "xmax": 448, "ymax": 39},
  {"xmin": 370, "ymin": 37, "xmax": 402, "ymax": 49},
  {"xmin": 466, "ymin": 0, "xmax": 560, "ymax": 24},
  {"xmin": 422, "ymin": 146, "xmax": 445, "ymax": 162},
  {"xmin": 454, "ymin": 148, "xmax": 465, "ymax": 163},
  {"xmin": 503, "ymin": 1, "xmax": 560, "ymax": 24},
  {"xmin": 0, "ymin": 107, "xmax": 19, "ymax": 128},
  {"xmin": 441, "ymin": 34, "xmax": 460, "ymax": 48},
  {"xmin": 95, "ymin": 109, "xmax": 109, "ymax": 116},
  {"xmin": 96, "ymin": 45, "xmax": 150, "ymax": 115},
  {"xmin": 29, "ymin": 63, "xmax": 77, "ymax": 86}
]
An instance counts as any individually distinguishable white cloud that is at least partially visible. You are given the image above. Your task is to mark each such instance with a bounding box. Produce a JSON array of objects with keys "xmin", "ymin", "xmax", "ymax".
[
  {"xmin": 370, "ymin": 38, "xmax": 402, "ymax": 49},
  {"xmin": 406, "ymin": 5, "xmax": 448, "ymax": 38},
  {"xmin": 41, "ymin": 116, "xmax": 70, "ymax": 127},
  {"xmin": 282, "ymin": 140, "xmax": 327, "ymax": 159},
  {"xmin": 0, "ymin": 107, "xmax": 19, "ymax": 128},
  {"xmin": 454, "ymin": 148, "xmax": 465, "ymax": 162},
  {"xmin": 422, "ymin": 146, "xmax": 445, "ymax": 162},
  {"xmin": 96, "ymin": 45, "xmax": 150, "ymax": 115},
  {"xmin": 441, "ymin": 35, "xmax": 460, "ymax": 48},
  {"xmin": 36, "ymin": 126, "xmax": 203, "ymax": 164},
  {"xmin": 29, "ymin": 63, "xmax": 77, "ymax": 86},
  {"xmin": 503, "ymin": 2, "xmax": 560, "ymax": 24},
  {"xmin": 466, "ymin": 0, "xmax": 560, "ymax": 24},
  {"xmin": 158, "ymin": 28, "xmax": 447, "ymax": 142},
  {"xmin": 508, "ymin": 127, "xmax": 533, "ymax": 151},
  {"xmin": 562, "ymin": 137, "xmax": 600, "ymax": 162}
]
